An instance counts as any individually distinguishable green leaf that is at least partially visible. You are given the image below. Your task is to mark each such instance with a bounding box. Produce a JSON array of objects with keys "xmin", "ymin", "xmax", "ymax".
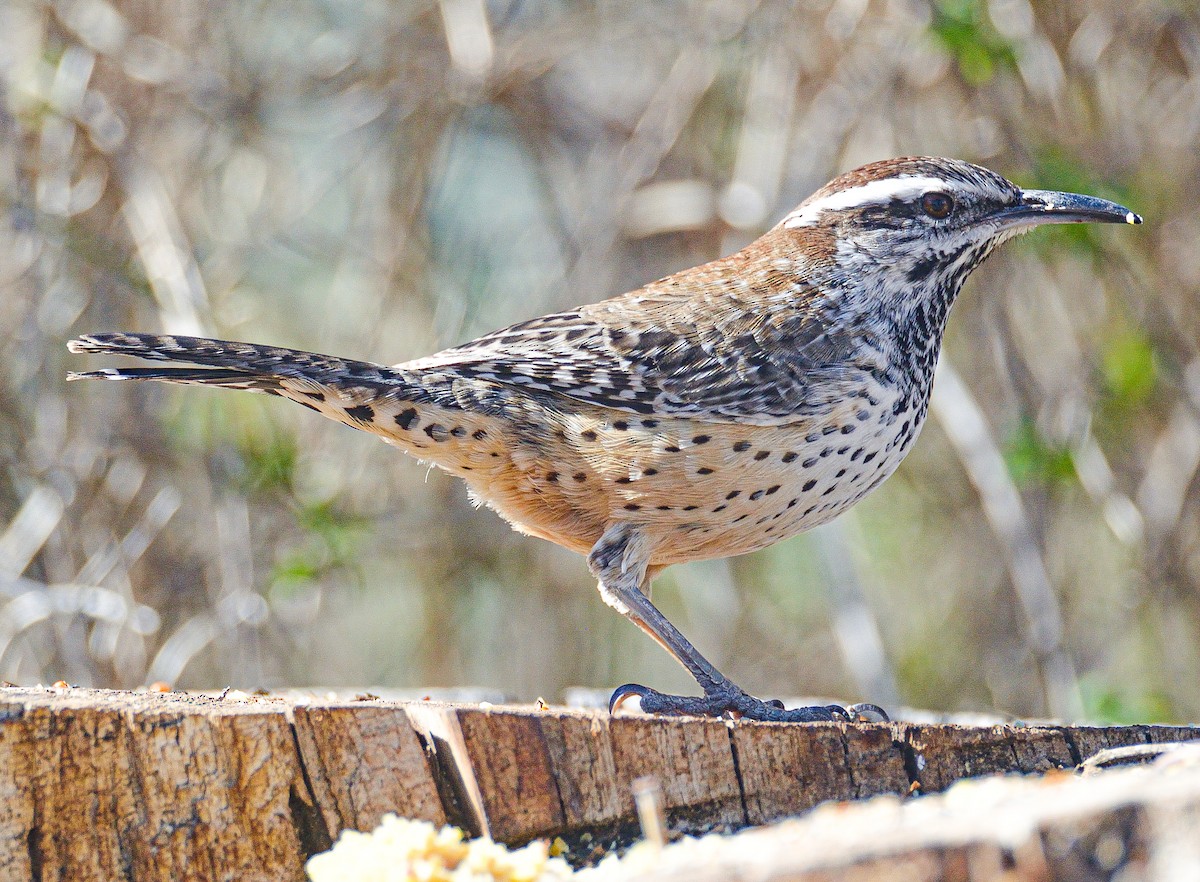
[
  {"xmin": 1080, "ymin": 677, "xmax": 1174, "ymax": 725},
  {"xmin": 1101, "ymin": 330, "xmax": 1157, "ymax": 409},
  {"xmin": 295, "ymin": 500, "xmax": 368, "ymax": 561},
  {"xmin": 238, "ymin": 430, "xmax": 298, "ymax": 493},
  {"xmin": 271, "ymin": 553, "xmax": 321, "ymax": 585},
  {"xmin": 1003, "ymin": 419, "xmax": 1075, "ymax": 486},
  {"xmin": 929, "ymin": 0, "xmax": 1018, "ymax": 85}
]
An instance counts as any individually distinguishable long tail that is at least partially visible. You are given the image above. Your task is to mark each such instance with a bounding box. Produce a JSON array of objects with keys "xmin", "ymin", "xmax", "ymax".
[
  {"xmin": 66, "ymin": 333, "xmax": 494, "ymax": 465},
  {"xmin": 67, "ymin": 332, "xmax": 398, "ymax": 393}
]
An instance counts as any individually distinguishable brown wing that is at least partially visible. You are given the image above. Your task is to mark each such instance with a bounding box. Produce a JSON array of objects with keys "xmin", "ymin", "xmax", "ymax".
[{"xmin": 403, "ymin": 243, "xmax": 864, "ymax": 424}]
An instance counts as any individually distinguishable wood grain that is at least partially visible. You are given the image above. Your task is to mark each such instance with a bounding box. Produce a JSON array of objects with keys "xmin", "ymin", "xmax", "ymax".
[
  {"xmin": 0, "ymin": 690, "xmax": 308, "ymax": 882},
  {"xmin": 0, "ymin": 686, "xmax": 1195, "ymax": 881},
  {"xmin": 600, "ymin": 746, "xmax": 1200, "ymax": 881}
]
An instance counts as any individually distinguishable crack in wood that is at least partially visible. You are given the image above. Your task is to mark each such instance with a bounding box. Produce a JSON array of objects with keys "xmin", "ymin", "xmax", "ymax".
[
  {"xmin": 404, "ymin": 705, "xmax": 488, "ymax": 837},
  {"xmin": 283, "ymin": 715, "xmax": 333, "ymax": 860},
  {"xmin": 1060, "ymin": 726, "xmax": 1084, "ymax": 766},
  {"xmin": 25, "ymin": 819, "xmax": 42, "ymax": 882},
  {"xmin": 723, "ymin": 720, "xmax": 752, "ymax": 829}
]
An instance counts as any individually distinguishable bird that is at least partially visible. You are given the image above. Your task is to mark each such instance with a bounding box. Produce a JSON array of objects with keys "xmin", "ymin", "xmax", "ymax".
[{"xmin": 68, "ymin": 156, "xmax": 1141, "ymax": 723}]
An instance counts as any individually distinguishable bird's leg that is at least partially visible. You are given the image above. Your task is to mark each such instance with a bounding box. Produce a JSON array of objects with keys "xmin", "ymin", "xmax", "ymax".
[{"xmin": 588, "ymin": 524, "xmax": 884, "ymax": 723}]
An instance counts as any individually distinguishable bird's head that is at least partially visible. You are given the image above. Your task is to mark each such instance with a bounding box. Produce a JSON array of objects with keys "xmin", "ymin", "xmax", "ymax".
[{"xmin": 777, "ymin": 156, "xmax": 1141, "ymax": 319}]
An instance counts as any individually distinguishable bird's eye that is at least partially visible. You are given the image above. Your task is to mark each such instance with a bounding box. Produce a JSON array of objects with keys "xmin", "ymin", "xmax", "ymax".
[{"xmin": 920, "ymin": 192, "xmax": 954, "ymax": 219}]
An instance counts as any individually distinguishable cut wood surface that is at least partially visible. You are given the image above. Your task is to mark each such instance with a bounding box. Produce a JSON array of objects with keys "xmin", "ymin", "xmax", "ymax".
[
  {"xmin": 0, "ymin": 685, "xmax": 1196, "ymax": 881},
  {"xmin": 584, "ymin": 745, "xmax": 1200, "ymax": 882}
]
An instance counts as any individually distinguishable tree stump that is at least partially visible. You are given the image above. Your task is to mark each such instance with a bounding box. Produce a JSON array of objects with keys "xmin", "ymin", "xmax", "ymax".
[{"xmin": 0, "ymin": 685, "xmax": 1195, "ymax": 881}]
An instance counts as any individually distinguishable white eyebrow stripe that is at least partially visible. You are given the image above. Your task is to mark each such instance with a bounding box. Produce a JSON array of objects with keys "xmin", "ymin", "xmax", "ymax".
[{"xmin": 782, "ymin": 175, "xmax": 948, "ymax": 228}]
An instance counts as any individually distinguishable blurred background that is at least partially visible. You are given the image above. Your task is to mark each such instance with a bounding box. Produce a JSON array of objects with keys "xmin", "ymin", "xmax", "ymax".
[{"xmin": 1, "ymin": 0, "xmax": 1198, "ymax": 723}]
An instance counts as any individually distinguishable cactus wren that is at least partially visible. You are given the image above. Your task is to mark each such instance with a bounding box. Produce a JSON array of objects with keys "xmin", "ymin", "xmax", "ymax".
[{"xmin": 69, "ymin": 157, "xmax": 1140, "ymax": 722}]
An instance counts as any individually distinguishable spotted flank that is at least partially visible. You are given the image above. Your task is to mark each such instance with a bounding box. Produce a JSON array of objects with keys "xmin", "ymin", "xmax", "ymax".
[{"xmin": 65, "ymin": 325, "xmax": 913, "ymax": 564}]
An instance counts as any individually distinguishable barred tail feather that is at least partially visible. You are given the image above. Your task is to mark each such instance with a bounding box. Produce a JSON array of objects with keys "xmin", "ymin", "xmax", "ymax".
[
  {"xmin": 66, "ymin": 366, "xmax": 285, "ymax": 391},
  {"xmin": 67, "ymin": 332, "xmax": 387, "ymax": 383},
  {"xmin": 65, "ymin": 331, "xmax": 416, "ymax": 399},
  {"xmin": 66, "ymin": 332, "xmax": 512, "ymax": 475}
]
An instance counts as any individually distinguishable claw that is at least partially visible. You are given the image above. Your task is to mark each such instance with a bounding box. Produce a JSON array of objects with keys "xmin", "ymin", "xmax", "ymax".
[
  {"xmin": 845, "ymin": 702, "xmax": 891, "ymax": 723},
  {"xmin": 609, "ymin": 683, "xmax": 652, "ymax": 714},
  {"xmin": 609, "ymin": 684, "xmax": 714, "ymax": 716}
]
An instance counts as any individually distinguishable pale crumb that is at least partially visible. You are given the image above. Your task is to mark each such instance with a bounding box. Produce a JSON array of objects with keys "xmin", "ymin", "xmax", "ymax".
[{"xmin": 305, "ymin": 816, "xmax": 573, "ymax": 882}]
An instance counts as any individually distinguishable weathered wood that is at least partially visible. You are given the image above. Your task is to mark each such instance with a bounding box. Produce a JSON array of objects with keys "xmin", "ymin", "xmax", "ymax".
[
  {"xmin": 730, "ymin": 718, "xmax": 909, "ymax": 824},
  {"xmin": 406, "ymin": 704, "xmax": 747, "ymax": 840},
  {"xmin": 291, "ymin": 703, "xmax": 446, "ymax": 839},
  {"xmin": 594, "ymin": 745, "xmax": 1200, "ymax": 881},
  {"xmin": 609, "ymin": 714, "xmax": 746, "ymax": 832},
  {"xmin": 0, "ymin": 690, "xmax": 309, "ymax": 882},
  {"xmin": 0, "ymin": 685, "xmax": 1196, "ymax": 881},
  {"xmin": 899, "ymin": 722, "xmax": 1077, "ymax": 792}
]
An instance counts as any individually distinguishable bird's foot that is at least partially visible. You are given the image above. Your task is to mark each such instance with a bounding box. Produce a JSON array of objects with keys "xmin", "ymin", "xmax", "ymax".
[{"xmin": 609, "ymin": 683, "xmax": 890, "ymax": 723}]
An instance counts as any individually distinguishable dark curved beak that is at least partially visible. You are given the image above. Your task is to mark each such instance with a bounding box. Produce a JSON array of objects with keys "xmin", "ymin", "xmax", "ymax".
[{"xmin": 995, "ymin": 189, "xmax": 1142, "ymax": 231}]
